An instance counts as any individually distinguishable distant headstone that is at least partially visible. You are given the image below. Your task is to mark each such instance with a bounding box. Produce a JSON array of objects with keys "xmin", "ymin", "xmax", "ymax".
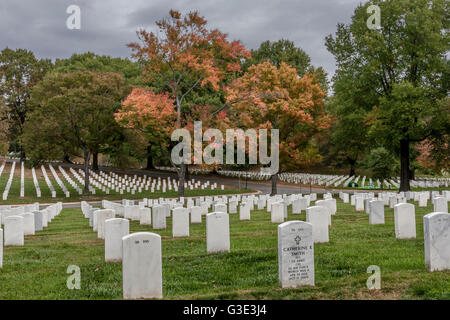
[
  {"xmin": 206, "ymin": 212, "xmax": 230, "ymax": 253},
  {"xmin": 278, "ymin": 221, "xmax": 314, "ymax": 288},
  {"xmin": 423, "ymin": 212, "xmax": 450, "ymax": 272},
  {"xmin": 172, "ymin": 207, "xmax": 189, "ymax": 237},
  {"xmin": 21, "ymin": 213, "xmax": 35, "ymax": 236},
  {"xmin": 306, "ymin": 206, "xmax": 329, "ymax": 243},
  {"xmin": 96, "ymin": 209, "xmax": 116, "ymax": 240},
  {"xmin": 355, "ymin": 197, "xmax": 364, "ymax": 211},
  {"xmin": 152, "ymin": 205, "xmax": 166, "ymax": 230},
  {"xmin": 271, "ymin": 202, "xmax": 284, "ymax": 223},
  {"xmin": 0, "ymin": 228, "xmax": 3, "ymax": 268},
  {"xmin": 105, "ymin": 218, "xmax": 129, "ymax": 262},
  {"xmin": 122, "ymin": 232, "xmax": 162, "ymax": 299},
  {"xmin": 433, "ymin": 197, "xmax": 448, "ymax": 213},
  {"xmin": 190, "ymin": 206, "xmax": 202, "ymax": 224},
  {"xmin": 239, "ymin": 203, "xmax": 250, "ymax": 221},
  {"xmin": 394, "ymin": 203, "xmax": 416, "ymax": 239},
  {"xmin": 33, "ymin": 211, "xmax": 43, "ymax": 231},
  {"xmin": 139, "ymin": 208, "xmax": 151, "ymax": 225},
  {"xmin": 369, "ymin": 200, "xmax": 385, "ymax": 225},
  {"xmin": 4, "ymin": 216, "xmax": 24, "ymax": 246}
]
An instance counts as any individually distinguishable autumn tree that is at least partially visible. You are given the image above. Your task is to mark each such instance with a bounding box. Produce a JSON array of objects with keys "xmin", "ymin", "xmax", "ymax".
[
  {"xmin": 0, "ymin": 48, "xmax": 52, "ymax": 160},
  {"xmin": 127, "ymin": 9, "xmax": 250, "ymax": 197},
  {"xmin": 226, "ymin": 61, "xmax": 330, "ymax": 194},
  {"xmin": 326, "ymin": 0, "xmax": 449, "ymax": 191},
  {"xmin": 244, "ymin": 39, "xmax": 329, "ymax": 93},
  {"xmin": 22, "ymin": 71, "xmax": 128, "ymax": 195}
]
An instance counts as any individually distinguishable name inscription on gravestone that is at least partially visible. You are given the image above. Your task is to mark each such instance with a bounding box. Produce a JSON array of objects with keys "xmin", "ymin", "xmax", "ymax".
[{"xmin": 278, "ymin": 221, "xmax": 314, "ymax": 288}]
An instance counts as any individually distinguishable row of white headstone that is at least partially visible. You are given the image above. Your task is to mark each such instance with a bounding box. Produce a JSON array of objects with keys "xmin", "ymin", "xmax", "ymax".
[
  {"xmin": 87, "ymin": 189, "xmax": 449, "ymax": 298},
  {"xmin": 2, "ymin": 161, "xmax": 15, "ymax": 200},
  {"xmin": 0, "ymin": 202, "xmax": 62, "ymax": 269}
]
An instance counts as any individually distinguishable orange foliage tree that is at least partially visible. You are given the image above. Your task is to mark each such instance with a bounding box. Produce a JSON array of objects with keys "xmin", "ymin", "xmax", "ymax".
[
  {"xmin": 114, "ymin": 87, "xmax": 177, "ymax": 149},
  {"xmin": 126, "ymin": 9, "xmax": 250, "ymax": 196},
  {"xmin": 226, "ymin": 61, "xmax": 330, "ymax": 194}
]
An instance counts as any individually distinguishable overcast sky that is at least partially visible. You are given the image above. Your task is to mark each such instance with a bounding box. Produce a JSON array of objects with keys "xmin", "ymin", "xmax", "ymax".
[{"xmin": 0, "ymin": 0, "xmax": 363, "ymax": 79}]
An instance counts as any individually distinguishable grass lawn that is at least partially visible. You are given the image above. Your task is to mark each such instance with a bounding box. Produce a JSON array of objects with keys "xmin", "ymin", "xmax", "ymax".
[{"xmin": 0, "ymin": 196, "xmax": 449, "ymax": 300}]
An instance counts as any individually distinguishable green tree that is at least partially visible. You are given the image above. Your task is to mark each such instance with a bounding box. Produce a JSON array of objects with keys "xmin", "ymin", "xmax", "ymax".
[
  {"xmin": 243, "ymin": 39, "xmax": 329, "ymax": 93},
  {"xmin": 326, "ymin": 0, "xmax": 449, "ymax": 191},
  {"xmin": 22, "ymin": 71, "xmax": 128, "ymax": 195},
  {"xmin": 0, "ymin": 48, "xmax": 52, "ymax": 160},
  {"xmin": 53, "ymin": 52, "xmax": 142, "ymax": 169},
  {"xmin": 366, "ymin": 147, "xmax": 395, "ymax": 183}
]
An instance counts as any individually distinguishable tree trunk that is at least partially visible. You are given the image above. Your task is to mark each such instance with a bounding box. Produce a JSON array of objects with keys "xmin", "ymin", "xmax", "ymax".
[
  {"xmin": 271, "ymin": 173, "xmax": 278, "ymax": 196},
  {"xmin": 399, "ymin": 139, "xmax": 410, "ymax": 191},
  {"xmin": 92, "ymin": 152, "xmax": 99, "ymax": 171},
  {"xmin": 83, "ymin": 149, "xmax": 91, "ymax": 196},
  {"xmin": 63, "ymin": 153, "xmax": 73, "ymax": 164},
  {"xmin": 145, "ymin": 143, "xmax": 154, "ymax": 170},
  {"xmin": 409, "ymin": 167, "xmax": 415, "ymax": 181},
  {"xmin": 178, "ymin": 164, "xmax": 186, "ymax": 198},
  {"xmin": 348, "ymin": 158, "xmax": 356, "ymax": 177},
  {"xmin": 20, "ymin": 148, "xmax": 26, "ymax": 162}
]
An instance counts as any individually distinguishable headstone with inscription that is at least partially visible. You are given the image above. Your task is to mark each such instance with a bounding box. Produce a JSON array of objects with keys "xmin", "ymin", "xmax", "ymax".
[{"xmin": 278, "ymin": 221, "xmax": 314, "ymax": 288}]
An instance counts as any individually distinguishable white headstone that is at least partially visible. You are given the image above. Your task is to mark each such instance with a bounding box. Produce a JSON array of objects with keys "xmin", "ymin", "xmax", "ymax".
[
  {"xmin": 4, "ymin": 216, "xmax": 24, "ymax": 246},
  {"xmin": 96, "ymin": 209, "xmax": 116, "ymax": 240},
  {"xmin": 152, "ymin": 205, "xmax": 166, "ymax": 230},
  {"xmin": 172, "ymin": 207, "xmax": 189, "ymax": 237},
  {"xmin": 33, "ymin": 211, "xmax": 43, "ymax": 231},
  {"xmin": 206, "ymin": 212, "xmax": 230, "ymax": 253},
  {"xmin": 423, "ymin": 212, "xmax": 450, "ymax": 272},
  {"xmin": 105, "ymin": 218, "xmax": 129, "ymax": 262},
  {"xmin": 394, "ymin": 203, "xmax": 416, "ymax": 239},
  {"xmin": 21, "ymin": 213, "xmax": 35, "ymax": 236},
  {"xmin": 433, "ymin": 197, "xmax": 448, "ymax": 213},
  {"xmin": 190, "ymin": 206, "xmax": 202, "ymax": 224},
  {"xmin": 306, "ymin": 206, "xmax": 329, "ymax": 243},
  {"xmin": 122, "ymin": 232, "xmax": 163, "ymax": 299},
  {"xmin": 369, "ymin": 200, "xmax": 385, "ymax": 225},
  {"xmin": 278, "ymin": 220, "xmax": 314, "ymax": 288},
  {"xmin": 139, "ymin": 208, "xmax": 152, "ymax": 225},
  {"xmin": 271, "ymin": 202, "xmax": 284, "ymax": 223}
]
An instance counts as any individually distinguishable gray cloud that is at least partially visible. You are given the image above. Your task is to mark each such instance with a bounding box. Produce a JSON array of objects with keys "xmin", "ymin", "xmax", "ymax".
[{"xmin": 0, "ymin": 0, "xmax": 361, "ymax": 79}]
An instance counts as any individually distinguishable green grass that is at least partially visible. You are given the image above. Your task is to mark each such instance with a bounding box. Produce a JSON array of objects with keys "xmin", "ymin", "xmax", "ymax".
[{"xmin": 1, "ymin": 196, "xmax": 449, "ymax": 300}]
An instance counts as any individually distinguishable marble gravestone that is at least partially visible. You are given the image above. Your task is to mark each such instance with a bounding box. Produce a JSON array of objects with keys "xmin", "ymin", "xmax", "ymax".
[
  {"xmin": 355, "ymin": 197, "xmax": 364, "ymax": 211},
  {"xmin": 369, "ymin": 200, "xmax": 385, "ymax": 225},
  {"xmin": 122, "ymin": 232, "xmax": 163, "ymax": 299},
  {"xmin": 206, "ymin": 212, "xmax": 230, "ymax": 253},
  {"xmin": 4, "ymin": 216, "xmax": 24, "ymax": 246},
  {"xmin": 239, "ymin": 202, "xmax": 250, "ymax": 221},
  {"xmin": 292, "ymin": 198, "xmax": 308, "ymax": 214},
  {"xmin": 0, "ymin": 228, "xmax": 2, "ymax": 268},
  {"xmin": 139, "ymin": 208, "xmax": 152, "ymax": 225},
  {"xmin": 21, "ymin": 213, "xmax": 35, "ymax": 236},
  {"xmin": 314, "ymin": 200, "xmax": 332, "ymax": 226},
  {"xmin": 433, "ymin": 197, "xmax": 448, "ymax": 213},
  {"xmin": 423, "ymin": 212, "xmax": 450, "ymax": 272},
  {"xmin": 33, "ymin": 211, "xmax": 43, "ymax": 231},
  {"xmin": 394, "ymin": 203, "xmax": 416, "ymax": 239},
  {"xmin": 152, "ymin": 205, "xmax": 166, "ymax": 230},
  {"xmin": 105, "ymin": 218, "xmax": 129, "ymax": 262},
  {"xmin": 172, "ymin": 207, "xmax": 189, "ymax": 237},
  {"xmin": 96, "ymin": 209, "xmax": 116, "ymax": 240},
  {"xmin": 278, "ymin": 221, "xmax": 314, "ymax": 288},
  {"xmin": 306, "ymin": 206, "xmax": 329, "ymax": 243},
  {"xmin": 214, "ymin": 203, "xmax": 227, "ymax": 214},
  {"xmin": 190, "ymin": 206, "xmax": 202, "ymax": 224},
  {"xmin": 271, "ymin": 202, "xmax": 284, "ymax": 223}
]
